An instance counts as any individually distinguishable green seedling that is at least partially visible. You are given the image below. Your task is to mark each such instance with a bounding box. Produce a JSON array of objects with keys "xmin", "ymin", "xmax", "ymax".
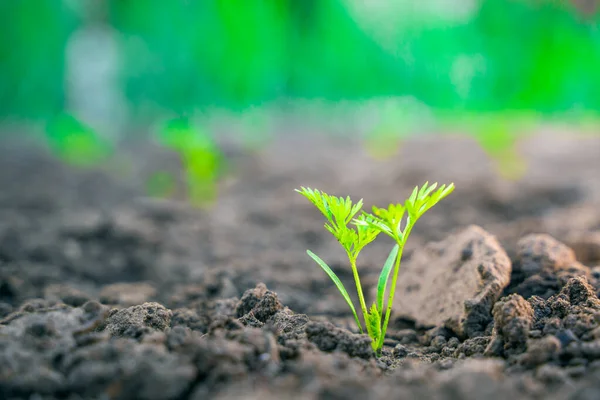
[
  {"xmin": 45, "ymin": 113, "xmax": 113, "ymax": 167},
  {"xmin": 158, "ymin": 118, "xmax": 223, "ymax": 206},
  {"xmin": 296, "ymin": 182, "xmax": 454, "ymax": 354}
]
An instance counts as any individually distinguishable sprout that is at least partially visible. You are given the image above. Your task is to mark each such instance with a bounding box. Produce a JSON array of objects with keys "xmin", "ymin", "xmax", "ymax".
[{"xmin": 296, "ymin": 182, "xmax": 454, "ymax": 354}]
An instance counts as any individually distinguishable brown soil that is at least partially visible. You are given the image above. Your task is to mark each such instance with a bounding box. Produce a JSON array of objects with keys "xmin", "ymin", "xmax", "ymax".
[{"xmin": 0, "ymin": 130, "xmax": 599, "ymax": 399}]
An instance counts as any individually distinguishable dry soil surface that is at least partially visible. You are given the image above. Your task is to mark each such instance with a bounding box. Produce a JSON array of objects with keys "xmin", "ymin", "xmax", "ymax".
[{"xmin": 1, "ymin": 131, "xmax": 600, "ymax": 399}]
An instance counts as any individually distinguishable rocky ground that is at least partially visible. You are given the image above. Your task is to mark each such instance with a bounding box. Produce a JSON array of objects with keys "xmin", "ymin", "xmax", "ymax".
[{"xmin": 0, "ymin": 130, "xmax": 599, "ymax": 399}]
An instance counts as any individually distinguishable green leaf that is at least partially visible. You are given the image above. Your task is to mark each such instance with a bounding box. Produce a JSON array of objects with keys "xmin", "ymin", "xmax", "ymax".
[
  {"xmin": 354, "ymin": 214, "xmax": 381, "ymax": 249},
  {"xmin": 354, "ymin": 212, "xmax": 394, "ymax": 239},
  {"xmin": 322, "ymin": 195, "xmax": 333, "ymax": 220},
  {"xmin": 418, "ymin": 183, "xmax": 455, "ymax": 216},
  {"xmin": 337, "ymin": 228, "xmax": 359, "ymax": 255},
  {"xmin": 306, "ymin": 250, "xmax": 363, "ymax": 333},
  {"xmin": 366, "ymin": 303, "xmax": 381, "ymax": 349},
  {"xmin": 295, "ymin": 187, "xmax": 331, "ymax": 222},
  {"xmin": 348, "ymin": 199, "xmax": 364, "ymax": 224},
  {"xmin": 418, "ymin": 181, "xmax": 437, "ymax": 199},
  {"xmin": 368, "ymin": 204, "xmax": 406, "ymax": 240},
  {"xmin": 296, "ymin": 187, "xmax": 365, "ymax": 245},
  {"xmin": 376, "ymin": 244, "xmax": 400, "ymax": 312},
  {"xmin": 408, "ymin": 186, "xmax": 419, "ymax": 205},
  {"xmin": 404, "ymin": 182, "xmax": 455, "ymax": 220}
]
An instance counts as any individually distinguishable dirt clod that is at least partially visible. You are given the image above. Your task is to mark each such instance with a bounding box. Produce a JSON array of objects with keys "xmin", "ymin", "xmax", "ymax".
[
  {"xmin": 104, "ymin": 302, "xmax": 172, "ymax": 339},
  {"xmin": 236, "ymin": 283, "xmax": 283, "ymax": 325},
  {"xmin": 2, "ymin": 134, "xmax": 600, "ymax": 399},
  {"xmin": 394, "ymin": 225, "xmax": 512, "ymax": 338},
  {"xmin": 485, "ymin": 294, "xmax": 534, "ymax": 357},
  {"xmin": 509, "ymin": 234, "xmax": 591, "ymax": 299},
  {"xmin": 305, "ymin": 321, "xmax": 374, "ymax": 359},
  {"xmin": 520, "ymin": 335, "xmax": 561, "ymax": 367}
]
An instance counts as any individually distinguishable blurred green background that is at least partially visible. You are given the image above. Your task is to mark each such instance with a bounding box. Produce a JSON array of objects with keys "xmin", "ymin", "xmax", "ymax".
[{"xmin": 1, "ymin": 0, "xmax": 599, "ymax": 202}]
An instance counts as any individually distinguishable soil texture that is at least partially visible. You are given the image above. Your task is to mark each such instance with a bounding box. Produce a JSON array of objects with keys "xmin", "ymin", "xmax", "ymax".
[{"xmin": 1, "ymin": 131, "xmax": 600, "ymax": 399}]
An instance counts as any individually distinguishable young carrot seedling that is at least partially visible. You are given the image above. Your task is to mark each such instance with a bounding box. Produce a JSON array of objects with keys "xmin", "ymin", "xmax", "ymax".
[{"xmin": 296, "ymin": 182, "xmax": 454, "ymax": 354}]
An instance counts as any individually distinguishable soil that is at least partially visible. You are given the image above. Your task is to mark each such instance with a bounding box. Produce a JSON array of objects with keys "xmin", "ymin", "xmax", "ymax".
[{"xmin": 0, "ymin": 130, "xmax": 599, "ymax": 399}]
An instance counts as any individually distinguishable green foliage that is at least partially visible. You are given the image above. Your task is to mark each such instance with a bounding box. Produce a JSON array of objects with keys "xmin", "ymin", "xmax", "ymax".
[
  {"xmin": 296, "ymin": 188, "xmax": 380, "ymax": 259},
  {"xmin": 377, "ymin": 244, "xmax": 399, "ymax": 313},
  {"xmin": 474, "ymin": 119, "xmax": 527, "ymax": 180},
  {"xmin": 0, "ymin": 0, "xmax": 76, "ymax": 119},
  {"xmin": 306, "ymin": 250, "xmax": 362, "ymax": 332},
  {"xmin": 404, "ymin": 182, "xmax": 455, "ymax": 221},
  {"xmin": 157, "ymin": 118, "xmax": 223, "ymax": 206},
  {"xmin": 45, "ymin": 113, "xmax": 113, "ymax": 166},
  {"xmin": 297, "ymin": 182, "xmax": 454, "ymax": 353},
  {"xmin": 3, "ymin": 0, "xmax": 600, "ymax": 204},
  {"xmin": 102, "ymin": 0, "xmax": 600, "ymax": 112},
  {"xmin": 5, "ymin": 1, "xmax": 600, "ymax": 118},
  {"xmin": 365, "ymin": 302, "xmax": 381, "ymax": 345}
]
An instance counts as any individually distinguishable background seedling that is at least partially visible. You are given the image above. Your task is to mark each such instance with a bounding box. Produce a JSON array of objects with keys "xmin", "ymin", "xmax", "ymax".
[{"xmin": 297, "ymin": 182, "xmax": 454, "ymax": 354}]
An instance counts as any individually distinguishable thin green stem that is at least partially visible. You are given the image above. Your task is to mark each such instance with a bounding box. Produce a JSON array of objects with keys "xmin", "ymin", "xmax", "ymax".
[
  {"xmin": 349, "ymin": 256, "xmax": 369, "ymax": 334},
  {"xmin": 376, "ymin": 223, "xmax": 414, "ymax": 351}
]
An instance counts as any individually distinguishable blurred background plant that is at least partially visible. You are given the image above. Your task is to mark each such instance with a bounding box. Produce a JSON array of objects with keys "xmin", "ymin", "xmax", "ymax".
[{"xmin": 1, "ymin": 0, "xmax": 599, "ymax": 204}]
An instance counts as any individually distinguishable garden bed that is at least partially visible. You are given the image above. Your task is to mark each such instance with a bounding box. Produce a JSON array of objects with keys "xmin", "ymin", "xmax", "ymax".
[{"xmin": 1, "ymin": 131, "xmax": 599, "ymax": 399}]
